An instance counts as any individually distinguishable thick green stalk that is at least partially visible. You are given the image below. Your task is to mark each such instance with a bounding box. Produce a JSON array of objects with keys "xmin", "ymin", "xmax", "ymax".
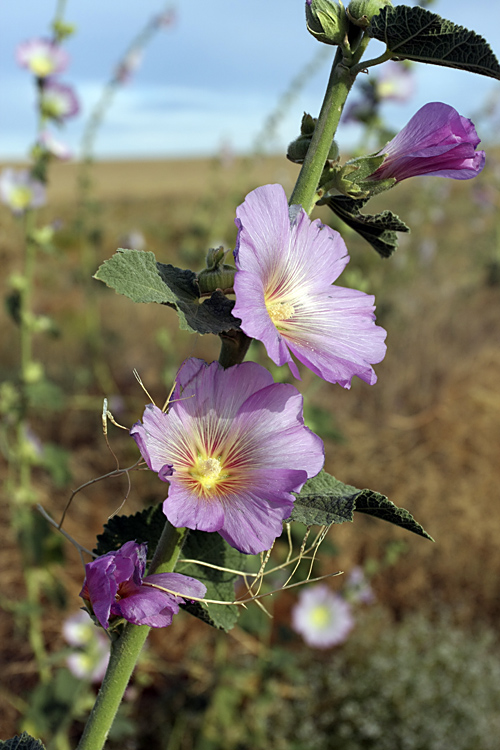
[
  {"xmin": 289, "ymin": 47, "xmax": 356, "ymax": 214},
  {"xmin": 76, "ymin": 523, "xmax": 187, "ymax": 750}
]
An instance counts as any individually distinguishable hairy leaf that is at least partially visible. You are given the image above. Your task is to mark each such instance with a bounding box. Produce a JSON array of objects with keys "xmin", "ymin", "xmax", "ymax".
[
  {"xmin": 289, "ymin": 471, "xmax": 356, "ymax": 525},
  {"xmin": 94, "ymin": 504, "xmax": 166, "ymax": 556},
  {"xmin": 368, "ymin": 6, "xmax": 500, "ymax": 80},
  {"xmin": 94, "ymin": 250, "xmax": 240, "ymax": 335},
  {"xmin": 94, "ymin": 249, "xmax": 180, "ymax": 304},
  {"xmin": 176, "ymin": 290, "xmax": 241, "ymax": 335},
  {"xmin": 0, "ymin": 733, "xmax": 46, "ymax": 749},
  {"xmin": 324, "ymin": 195, "xmax": 410, "ymax": 257},
  {"xmin": 354, "ymin": 490, "xmax": 434, "ymax": 540},
  {"xmin": 290, "ymin": 470, "xmax": 433, "ymax": 540}
]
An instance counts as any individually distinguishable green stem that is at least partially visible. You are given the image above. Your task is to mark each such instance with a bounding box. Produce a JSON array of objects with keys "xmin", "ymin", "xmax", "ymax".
[
  {"xmin": 289, "ymin": 48, "xmax": 356, "ymax": 213},
  {"xmin": 218, "ymin": 330, "xmax": 253, "ymax": 369},
  {"xmin": 351, "ymin": 48, "xmax": 392, "ymax": 75},
  {"xmin": 76, "ymin": 522, "xmax": 186, "ymax": 750}
]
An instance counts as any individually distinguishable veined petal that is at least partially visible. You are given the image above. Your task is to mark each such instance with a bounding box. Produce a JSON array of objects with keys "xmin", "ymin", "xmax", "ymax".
[
  {"xmin": 370, "ymin": 102, "xmax": 485, "ymax": 182},
  {"xmin": 144, "ymin": 572, "xmax": 207, "ymax": 602},
  {"xmin": 233, "ymin": 184, "xmax": 387, "ymax": 386},
  {"xmin": 117, "ymin": 586, "xmax": 177, "ymax": 627},
  {"xmin": 130, "ymin": 359, "xmax": 325, "ymax": 553}
]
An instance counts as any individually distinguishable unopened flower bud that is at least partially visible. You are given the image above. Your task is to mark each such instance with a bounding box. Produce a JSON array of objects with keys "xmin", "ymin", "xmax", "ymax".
[
  {"xmin": 197, "ymin": 247, "xmax": 235, "ymax": 294},
  {"xmin": 347, "ymin": 0, "xmax": 392, "ymax": 28},
  {"xmin": 287, "ymin": 135, "xmax": 312, "ymax": 164},
  {"xmin": 306, "ymin": 0, "xmax": 349, "ymax": 46}
]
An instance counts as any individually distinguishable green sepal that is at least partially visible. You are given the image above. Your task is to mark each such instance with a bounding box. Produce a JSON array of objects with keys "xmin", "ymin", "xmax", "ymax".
[
  {"xmin": 368, "ymin": 5, "xmax": 500, "ymax": 80},
  {"xmin": 95, "ymin": 504, "xmax": 244, "ymax": 631},
  {"xmin": 321, "ymin": 194, "xmax": 410, "ymax": 257},
  {"xmin": 289, "ymin": 470, "xmax": 433, "ymax": 540},
  {"xmin": 94, "ymin": 249, "xmax": 240, "ymax": 335},
  {"xmin": 0, "ymin": 733, "xmax": 46, "ymax": 750},
  {"xmin": 320, "ymin": 156, "xmax": 395, "ymax": 200}
]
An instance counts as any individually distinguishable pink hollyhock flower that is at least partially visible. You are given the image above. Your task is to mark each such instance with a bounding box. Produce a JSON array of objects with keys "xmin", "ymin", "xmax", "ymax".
[
  {"xmin": 232, "ymin": 184, "xmax": 387, "ymax": 387},
  {"xmin": 41, "ymin": 81, "xmax": 80, "ymax": 122},
  {"xmin": 369, "ymin": 102, "xmax": 485, "ymax": 182},
  {"xmin": 130, "ymin": 358, "xmax": 324, "ymax": 555},
  {"xmin": 0, "ymin": 168, "xmax": 46, "ymax": 214},
  {"xmin": 38, "ymin": 131, "xmax": 72, "ymax": 160},
  {"xmin": 16, "ymin": 38, "xmax": 69, "ymax": 78},
  {"xmin": 79, "ymin": 540, "xmax": 206, "ymax": 629},
  {"xmin": 292, "ymin": 584, "xmax": 354, "ymax": 648}
]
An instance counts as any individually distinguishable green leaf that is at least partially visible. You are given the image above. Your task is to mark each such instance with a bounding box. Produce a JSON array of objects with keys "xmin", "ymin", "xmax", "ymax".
[
  {"xmin": 177, "ymin": 532, "xmax": 245, "ymax": 631},
  {"xmin": 0, "ymin": 733, "xmax": 46, "ymax": 749},
  {"xmin": 289, "ymin": 471, "xmax": 357, "ymax": 525},
  {"xmin": 176, "ymin": 291, "xmax": 241, "ymax": 335},
  {"xmin": 323, "ymin": 195, "xmax": 410, "ymax": 257},
  {"xmin": 368, "ymin": 5, "xmax": 500, "ymax": 80},
  {"xmin": 354, "ymin": 489, "xmax": 434, "ymax": 540},
  {"xmin": 94, "ymin": 250, "xmax": 241, "ymax": 335},
  {"xmin": 94, "ymin": 249, "xmax": 180, "ymax": 304},
  {"xmin": 95, "ymin": 505, "xmax": 244, "ymax": 631},
  {"xmin": 289, "ymin": 470, "xmax": 433, "ymax": 540},
  {"xmin": 94, "ymin": 503, "xmax": 166, "ymax": 556}
]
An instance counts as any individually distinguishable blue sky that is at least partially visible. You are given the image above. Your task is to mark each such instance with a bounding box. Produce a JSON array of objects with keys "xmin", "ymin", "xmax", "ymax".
[{"xmin": 2, "ymin": 0, "xmax": 500, "ymax": 161}]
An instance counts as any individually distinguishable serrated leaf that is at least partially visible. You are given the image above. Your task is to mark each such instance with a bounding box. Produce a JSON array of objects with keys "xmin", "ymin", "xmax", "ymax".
[
  {"xmin": 323, "ymin": 195, "xmax": 410, "ymax": 257},
  {"xmin": 368, "ymin": 6, "xmax": 500, "ymax": 80},
  {"xmin": 94, "ymin": 504, "xmax": 166, "ymax": 556},
  {"xmin": 289, "ymin": 470, "xmax": 433, "ymax": 540},
  {"xmin": 354, "ymin": 490, "xmax": 434, "ymax": 540},
  {"xmin": 0, "ymin": 733, "xmax": 46, "ymax": 750},
  {"xmin": 94, "ymin": 249, "xmax": 179, "ymax": 304},
  {"xmin": 289, "ymin": 471, "xmax": 357, "ymax": 525},
  {"xmin": 95, "ymin": 505, "xmax": 243, "ymax": 631}
]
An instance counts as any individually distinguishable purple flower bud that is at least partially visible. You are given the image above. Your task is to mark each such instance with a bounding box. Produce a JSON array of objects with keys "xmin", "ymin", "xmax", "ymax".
[
  {"xmin": 370, "ymin": 102, "xmax": 485, "ymax": 182},
  {"xmin": 79, "ymin": 540, "xmax": 206, "ymax": 629}
]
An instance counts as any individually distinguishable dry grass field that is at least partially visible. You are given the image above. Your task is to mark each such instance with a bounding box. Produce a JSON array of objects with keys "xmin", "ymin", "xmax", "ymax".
[{"xmin": 1, "ymin": 154, "xmax": 499, "ymax": 744}]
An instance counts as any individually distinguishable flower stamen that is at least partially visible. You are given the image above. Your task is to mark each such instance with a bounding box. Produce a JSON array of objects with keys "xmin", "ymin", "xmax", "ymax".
[
  {"xmin": 266, "ymin": 300, "xmax": 295, "ymax": 325},
  {"xmin": 190, "ymin": 456, "xmax": 223, "ymax": 491}
]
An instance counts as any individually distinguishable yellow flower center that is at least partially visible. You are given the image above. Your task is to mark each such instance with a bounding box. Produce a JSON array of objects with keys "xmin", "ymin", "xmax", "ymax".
[
  {"xmin": 266, "ymin": 300, "xmax": 295, "ymax": 326},
  {"xmin": 30, "ymin": 55, "xmax": 54, "ymax": 77},
  {"xmin": 10, "ymin": 187, "xmax": 33, "ymax": 211},
  {"xmin": 190, "ymin": 456, "xmax": 223, "ymax": 491},
  {"xmin": 310, "ymin": 605, "xmax": 331, "ymax": 628}
]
